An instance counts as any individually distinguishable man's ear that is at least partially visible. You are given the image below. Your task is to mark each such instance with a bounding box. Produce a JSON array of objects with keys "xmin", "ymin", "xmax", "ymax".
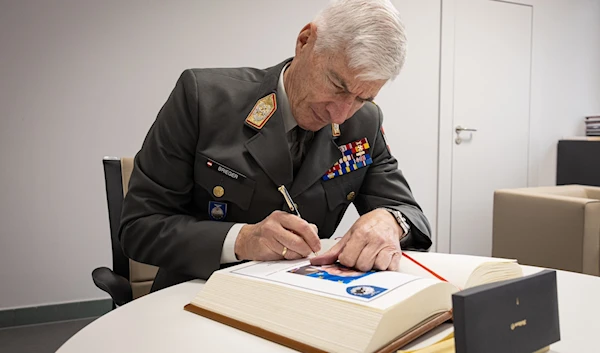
[{"xmin": 295, "ymin": 23, "xmax": 317, "ymax": 54}]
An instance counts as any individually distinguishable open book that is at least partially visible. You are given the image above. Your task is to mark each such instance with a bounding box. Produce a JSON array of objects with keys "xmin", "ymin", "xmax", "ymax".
[{"xmin": 185, "ymin": 239, "xmax": 523, "ymax": 353}]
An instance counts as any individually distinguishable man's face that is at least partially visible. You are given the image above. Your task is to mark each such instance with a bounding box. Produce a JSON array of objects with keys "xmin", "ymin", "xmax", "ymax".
[{"xmin": 285, "ymin": 23, "xmax": 387, "ymax": 131}]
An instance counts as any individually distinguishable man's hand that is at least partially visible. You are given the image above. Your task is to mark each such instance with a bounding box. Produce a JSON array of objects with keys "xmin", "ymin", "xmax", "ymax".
[
  {"xmin": 310, "ymin": 209, "xmax": 404, "ymax": 271},
  {"xmin": 235, "ymin": 210, "xmax": 321, "ymax": 261}
]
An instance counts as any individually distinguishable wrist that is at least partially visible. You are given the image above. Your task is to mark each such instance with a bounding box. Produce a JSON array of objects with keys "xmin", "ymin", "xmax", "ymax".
[
  {"xmin": 380, "ymin": 208, "xmax": 410, "ymax": 241},
  {"xmin": 235, "ymin": 224, "xmax": 253, "ymax": 260}
]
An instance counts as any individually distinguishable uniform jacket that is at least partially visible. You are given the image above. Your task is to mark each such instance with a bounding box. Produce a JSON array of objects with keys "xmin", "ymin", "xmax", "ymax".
[{"xmin": 119, "ymin": 58, "xmax": 432, "ymax": 292}]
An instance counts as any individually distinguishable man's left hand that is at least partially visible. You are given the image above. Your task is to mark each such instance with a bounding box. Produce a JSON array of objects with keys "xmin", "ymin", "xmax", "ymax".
[{"xmin": 310, "ymin": 208, "xmax": 404, "ymax": 272}]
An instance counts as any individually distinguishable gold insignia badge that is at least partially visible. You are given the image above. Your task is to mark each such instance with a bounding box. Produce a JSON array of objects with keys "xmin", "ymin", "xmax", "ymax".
[
  {"xmin": 245, "ymin": 93, "xmax": 277, "ymax": 130},
  {"xmin": 331, "ymin": 123, "xmax": 341, "ymax": 137},
  {"xmin": 213, "ymin": 186, "xmax": 225, "ymax": 198}
]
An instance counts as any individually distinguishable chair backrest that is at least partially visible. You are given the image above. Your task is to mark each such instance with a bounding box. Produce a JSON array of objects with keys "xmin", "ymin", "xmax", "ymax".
[
  {"xmin": 492, "ymin": 185, "xmax": 600, "ymax": 275},
  {"xmin": 513, "ymin": 185, "xmax": 589, "ymax": 198},
  {"xmin": 103, "ymin": 157, "xmax": 158, "ymax": 299}
]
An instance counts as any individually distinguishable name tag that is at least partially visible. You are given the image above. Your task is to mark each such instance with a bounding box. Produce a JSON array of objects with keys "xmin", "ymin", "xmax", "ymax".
[{"xmin": 206, "ymin": 159, "xmax": 246, "ymax": 181}]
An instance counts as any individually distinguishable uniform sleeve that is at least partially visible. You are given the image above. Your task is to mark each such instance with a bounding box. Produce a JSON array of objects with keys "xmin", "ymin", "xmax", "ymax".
[
  {"xmin": 220, "ymin": 223, "xmax": 246, "ymax": 263},
  {"xmin": 353, "ymin": 105, "xmax": 433, "ymax": 251},
  {"xmin": 118, "ymin": 69, "xmax": 239, "ymax": 281}
]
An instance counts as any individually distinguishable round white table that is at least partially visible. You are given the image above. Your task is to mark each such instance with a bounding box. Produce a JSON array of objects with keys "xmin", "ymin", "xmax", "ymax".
[{"xmin": 58, "ymin": 264, "xmax": 599, "ymax": 352}]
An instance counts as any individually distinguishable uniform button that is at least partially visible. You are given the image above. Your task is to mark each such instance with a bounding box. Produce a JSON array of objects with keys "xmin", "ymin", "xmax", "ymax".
[
  {"xmin": 347, "ymin": 191, "xmax": 356, "ymax": 201},
  {"xmin": 213, "ymin": 186, "xmax": 225, "ymax": 198}
]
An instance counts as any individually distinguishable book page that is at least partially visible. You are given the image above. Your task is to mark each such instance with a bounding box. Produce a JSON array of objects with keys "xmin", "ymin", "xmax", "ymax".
[
  {"xmin": 321, "ymin": 238, "xmax": 518, "ymax": 289},
  {"xmin": 397, "ymin": 323, "xmax": 454, "ymax": 352},
  {"xmin": 400, "ymin": 251, "xmax": 517, "ymax": 289},
  {"xmin": 230, "ymin": 259, "xmax": 424, "ymax": 304}
]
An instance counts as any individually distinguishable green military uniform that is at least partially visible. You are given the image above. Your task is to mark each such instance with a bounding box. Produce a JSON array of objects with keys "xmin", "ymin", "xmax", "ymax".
[{"xmin": 119, "ymin": 58, "xmax": 432, "ymax": 292}]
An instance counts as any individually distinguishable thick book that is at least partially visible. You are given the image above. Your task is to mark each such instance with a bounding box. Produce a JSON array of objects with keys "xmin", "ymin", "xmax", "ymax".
[{"xmin": 184, "ymin": 239, "xmax": 522, "ymax": 353}]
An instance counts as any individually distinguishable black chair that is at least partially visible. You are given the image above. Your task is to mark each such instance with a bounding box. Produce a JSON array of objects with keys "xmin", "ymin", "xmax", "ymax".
[{"xmin": 92, "ymin": 157, "xmax": 158, "ymax": 307}]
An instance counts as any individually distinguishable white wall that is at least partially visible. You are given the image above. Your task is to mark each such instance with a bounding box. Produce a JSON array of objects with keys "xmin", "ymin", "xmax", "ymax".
[
  {"xmin": 483, "ymin": 0, "xmax": 600, "ymax": 186},
  {"xmin": 0, "ymin": 0, "xmax": 442, "ymax": 309},
  {"xmin": 525, "ymin": 0, "xmax": 600, "ymax": 186}
]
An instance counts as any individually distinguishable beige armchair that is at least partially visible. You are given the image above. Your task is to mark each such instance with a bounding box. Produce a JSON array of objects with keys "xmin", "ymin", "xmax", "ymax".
[{"xmin": 492, "ymin": 185, "xmax": 600, "ymax": 275}]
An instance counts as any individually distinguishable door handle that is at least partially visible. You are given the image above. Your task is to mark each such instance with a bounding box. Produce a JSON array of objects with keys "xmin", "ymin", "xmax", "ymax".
[
  {"xmin": 455, "ymin": 126, "xmax": 478, "ymax": 145},
  {"xmin": 455, "ymin": 126, "xmax": 478, "ymax": 133}
]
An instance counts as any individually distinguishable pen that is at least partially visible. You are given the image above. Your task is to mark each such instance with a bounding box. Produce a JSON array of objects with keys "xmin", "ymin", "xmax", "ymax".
[
  {"xmin": 278, "ymin": 185, "xmax": 318, "ymax": 255},
  {"xmin": 278, "ymin": 185, "xmax": 301, "ymax": 217}
]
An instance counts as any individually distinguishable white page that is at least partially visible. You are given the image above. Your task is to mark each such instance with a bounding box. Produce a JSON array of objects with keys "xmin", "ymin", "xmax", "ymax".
[
  {"xmin": 231, "ymin": 259, "xmax": 424, "ymax": 304},
  {"xmin": 400, "ymin": 251, "xmax": 517, "ymax": 289},
  {"xmin": 320, "ymin": 238, "xmax": 502, "ymax": 288}
]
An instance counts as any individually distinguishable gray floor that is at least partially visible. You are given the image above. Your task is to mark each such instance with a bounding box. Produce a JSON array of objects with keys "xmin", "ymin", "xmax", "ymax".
[{"xmin": 0, "ymin": 318, "xmax": 96, "ymax": 353}]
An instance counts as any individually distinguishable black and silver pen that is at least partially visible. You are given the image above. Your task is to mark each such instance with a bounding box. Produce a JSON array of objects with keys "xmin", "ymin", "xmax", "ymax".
[{"xmin": 278, "ymin": 185, "xmax": 319, "ymax": 255}]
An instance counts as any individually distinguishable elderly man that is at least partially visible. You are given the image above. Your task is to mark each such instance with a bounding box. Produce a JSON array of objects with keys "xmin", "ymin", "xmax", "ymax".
[{"xmin": 119, "ymin": 0, "xmax": 432, "ymax": 292}]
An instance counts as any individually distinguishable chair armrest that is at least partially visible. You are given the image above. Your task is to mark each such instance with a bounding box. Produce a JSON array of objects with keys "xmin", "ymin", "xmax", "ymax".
[
  {"xmin": 583, "ymin": 186, "xmax": 600, "ymax": 201},
  {"xmin": 92, "ymin": 267, "xmax": 133, "ymax": 306}
]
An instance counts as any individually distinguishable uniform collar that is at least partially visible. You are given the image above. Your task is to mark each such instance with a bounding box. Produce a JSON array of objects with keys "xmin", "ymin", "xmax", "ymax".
[
  {"xmin": 244, "ymin": 58, "xmax": 341, "ymax": 194},
  {"xmin": 277, "ymin": 62, "xmax": 297, "ymax": 134}
]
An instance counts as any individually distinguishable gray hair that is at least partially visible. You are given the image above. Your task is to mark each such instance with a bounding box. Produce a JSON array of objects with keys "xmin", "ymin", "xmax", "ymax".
[{"xmin": 312, "ymin": 0, "xmax": 407, "ymax": 81}]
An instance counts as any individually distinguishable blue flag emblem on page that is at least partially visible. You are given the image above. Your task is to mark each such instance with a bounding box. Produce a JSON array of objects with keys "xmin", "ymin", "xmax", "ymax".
[
  {"xmin": 209, "ymin": 201, "xmax": 227, "ymax": 221},
  {"xmin": 346, "ymin": 285, "xmax": 387, "ymax": 299}
]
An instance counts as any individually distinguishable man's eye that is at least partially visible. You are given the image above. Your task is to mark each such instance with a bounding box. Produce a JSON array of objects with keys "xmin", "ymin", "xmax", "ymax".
[
  {"xmin": 328, "ymin": 78, "xmax": 343, "ymax": 90},
  {"xmin": 332, "ymin": 84, "xmax": 345, "ymax": 94}
]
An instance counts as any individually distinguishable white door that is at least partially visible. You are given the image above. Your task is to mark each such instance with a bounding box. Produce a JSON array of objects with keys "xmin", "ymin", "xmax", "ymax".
[{"xmin": 450, "ymin": 0, "xmax": 532, "ymax": 256}]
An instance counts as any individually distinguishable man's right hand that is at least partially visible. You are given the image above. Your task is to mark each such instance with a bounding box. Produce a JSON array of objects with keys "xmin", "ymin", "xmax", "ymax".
[{"xmin": 234, "ymin": 211, "xmax": 321, "ymax": 261}]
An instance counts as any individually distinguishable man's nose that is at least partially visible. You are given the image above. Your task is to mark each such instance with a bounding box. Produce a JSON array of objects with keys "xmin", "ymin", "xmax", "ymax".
[{"xmin": 327, "ymin": 97, "xmax": 359, "ymax": 124}]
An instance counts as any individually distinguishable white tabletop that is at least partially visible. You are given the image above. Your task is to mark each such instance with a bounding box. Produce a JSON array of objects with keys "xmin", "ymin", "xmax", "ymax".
[{"xmin": 58, "ymin": 264, "xmax": 599, "ymax": 353}]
